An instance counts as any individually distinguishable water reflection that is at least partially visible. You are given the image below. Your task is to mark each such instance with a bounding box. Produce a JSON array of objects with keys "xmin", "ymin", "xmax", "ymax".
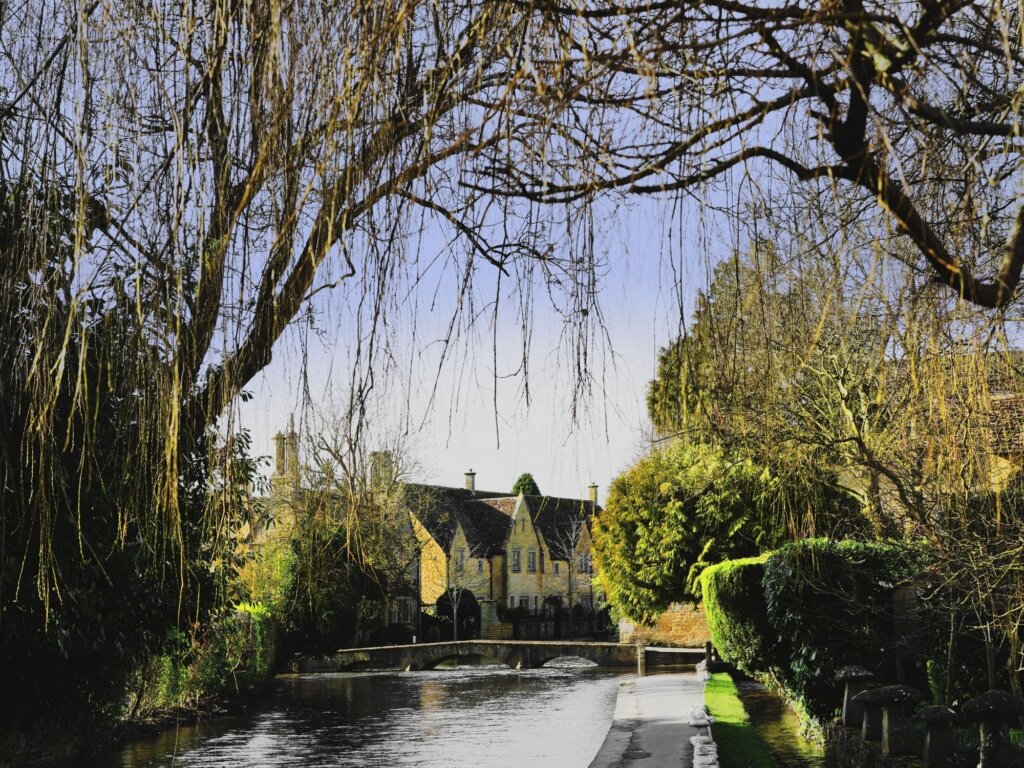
[{"xmin": 87, "ymin": 662, "xmax": 624, "ymax": 768}]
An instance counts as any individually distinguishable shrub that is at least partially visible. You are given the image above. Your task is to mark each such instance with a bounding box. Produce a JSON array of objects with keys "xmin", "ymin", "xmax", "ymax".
[
  {"xmin": 129, "ymin": 603, "xmax": 277, "ymax": 715},
  {"xmin": 699, "ymin": 554, "xmax": 776, "ymax": 674},
  {"xmin": 700, "ymin": 539, "xmax": 931, "ymax": 727},
  {"xmin": 761, "ymin": 538, "xmax": 930, "ymax": 722}
]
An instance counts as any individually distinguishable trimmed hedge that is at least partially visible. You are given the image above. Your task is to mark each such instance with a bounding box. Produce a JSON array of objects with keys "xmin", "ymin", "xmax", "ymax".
[
  {"xmin": 763, "ymin": 539, "xmax": 928, "ymax": 721},
  {"xmin": 701, "ymin": 539, "xmax": 931, "ymax": 725},
  {"xmin": 699, "ymin": 555, "xmax": 774, "ymax": 675}
]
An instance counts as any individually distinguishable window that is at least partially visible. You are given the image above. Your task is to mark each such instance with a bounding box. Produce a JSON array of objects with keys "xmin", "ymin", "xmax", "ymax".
[
  {"xmin": 389, "ymin": 598, "xmax": 415, "ymax": 625},
  {"xmin": 455, "ymin": 547, "xmax": 466, "ymax": 572},
  {"xmin": 510, "ymin": 594, "xmax": 516, "ymax": 608},
  {"xmin": 540, "ymin": 552, "xmax": 545, "ymax": 573},
  {"xmin": 511, "ymin": 549, "xmax": 521, "ymax": 572},
  {"xmin": 400, "ymin": 599, "xmax": 414, "ymax": 624},
  {"xmin": 527, "ymin": 549, "xmax": 537, "ymax": 573},
  {"xmin": 477, "ymin": 558, "xmax": 484, "ymax": 574},
  {"xmin": 518, "ymin": 596, "xmax": 530, "ymax": 610},
  {"xmin": 553, "ymin": 561, "xmax": 560, "ymax": 575},
  {"xmin": 533, "ymin": 595, "xmax": 539, "ymax": 613}
]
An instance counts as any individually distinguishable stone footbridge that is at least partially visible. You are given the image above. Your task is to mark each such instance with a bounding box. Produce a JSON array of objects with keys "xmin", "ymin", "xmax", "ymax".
[{"xmin": 295, "ymin": 640, "xmax": 705, "ymax": 672}]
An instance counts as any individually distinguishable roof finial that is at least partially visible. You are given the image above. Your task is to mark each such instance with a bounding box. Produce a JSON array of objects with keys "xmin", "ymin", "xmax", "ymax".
[{"xmin": 288, "ymin": 412, "xmax": 295, "ymax": 434}]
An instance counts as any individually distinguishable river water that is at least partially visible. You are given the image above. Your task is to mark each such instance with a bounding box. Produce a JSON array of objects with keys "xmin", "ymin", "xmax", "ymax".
[
  {"xmin": 87, "ymin": 661, "xmax": 627, "ymax": 768},
  {"xmin": 735, "ymin": 678, "xmax": 825, "ymax": 768}
]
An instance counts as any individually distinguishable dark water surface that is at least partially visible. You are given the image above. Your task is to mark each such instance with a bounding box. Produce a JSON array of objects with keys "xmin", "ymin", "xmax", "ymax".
[
  {"xmin": 735, "ymin": 678, "xmax": 825, "ymax": 768},
  {"xmin": 87, "ymin": 661, "xmax": 627, "ymax": 768}
]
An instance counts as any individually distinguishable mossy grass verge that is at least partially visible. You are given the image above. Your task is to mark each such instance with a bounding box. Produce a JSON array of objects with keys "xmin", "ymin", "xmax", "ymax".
[{"xmin": 704, "ymin": 671, "xmax": 775, "ymax": 768}]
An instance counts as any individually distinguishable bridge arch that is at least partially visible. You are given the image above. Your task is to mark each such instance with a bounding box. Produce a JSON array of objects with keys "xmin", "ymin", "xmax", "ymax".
[
  {"xmin": 311, "ymin": 640, "xmax": 697, "ymax": 674},
  {"xmin": 421, "ymin": 651, "xmax": 505, "ymax": 670}
]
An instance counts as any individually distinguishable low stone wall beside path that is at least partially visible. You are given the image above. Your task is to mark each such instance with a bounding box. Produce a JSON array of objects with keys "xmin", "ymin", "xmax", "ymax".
[{"xmin": 619, "ymin": 602, "xmax": 712, "ymax": 647}]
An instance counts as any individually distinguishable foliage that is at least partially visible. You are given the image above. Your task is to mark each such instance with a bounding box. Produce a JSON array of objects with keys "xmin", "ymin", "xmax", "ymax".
[
  {"xmin": 644, "ymin": 244, "xmax": 913, "ymax": 534},
  {"xmin": 0, "ymin": 202, "xmax": 269, "ymax": 725},
  {"xmin": 703, "ymin": 539, "xmax": 932, "ymax": 726},
  {"xmin": 699, "ymin": 556, "xmax": 776, "ymax": 676},
  {"xmin": 761, "ymin": 539, "xmax": 930, "ymax": 722},
  {"xmin": 704, "ymin": 673, "xmax": 775, "ymax": 768},
  {"xmin": 511, "ymin": 473, "xmax": 541, "ymax": 497},
  {"xmin": 130, "ymin": 603, "xmax": 277, "ymax": 716},
  {"xmin": 592, "ymin": 440, "xmax": 857, "ymax": 624},
  {"xmin": 276, "ymin": 477, "xmax": 415, "ymax": 657}
]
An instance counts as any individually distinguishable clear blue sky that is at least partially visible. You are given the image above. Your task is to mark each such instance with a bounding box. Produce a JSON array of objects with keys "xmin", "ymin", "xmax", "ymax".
[{"xmin": 237, "ymin": 200, "xmax": 729, "ymax": 500}]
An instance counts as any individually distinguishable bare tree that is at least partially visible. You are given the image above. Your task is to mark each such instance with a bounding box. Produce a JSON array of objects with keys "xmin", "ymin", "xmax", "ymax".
[
  {"xmin": 0, "ymin": 1, "xmax": 605, "ymax": 626},
  {"xmin": 549, "ymin": 515, "xmax": 590, "ymax": 640},
  {"xmin": 487, "ymin": 1, "xmax": 1024, "ymax": 308}
]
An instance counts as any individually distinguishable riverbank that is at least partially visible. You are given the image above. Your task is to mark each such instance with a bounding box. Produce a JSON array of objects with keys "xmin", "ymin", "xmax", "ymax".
[{"xmin": 588, "ymin": 672, "xmax": 706, "ymax": 768}]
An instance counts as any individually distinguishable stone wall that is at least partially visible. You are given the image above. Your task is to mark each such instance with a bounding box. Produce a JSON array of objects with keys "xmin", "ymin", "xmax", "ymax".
[{"xmin": 619, "ymin": 603, "xmax": 711, "ymax": 647}]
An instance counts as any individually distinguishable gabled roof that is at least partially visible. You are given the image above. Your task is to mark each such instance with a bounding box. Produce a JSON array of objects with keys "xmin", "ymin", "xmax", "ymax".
[
  {"xmin": 988, "ymin": 393, "xmax": 1024, "ymax": 457},
  {"xmin": 461, "ymin": 498, "xmax": 518, "ymax": 556},
  {"xmin": 401, "ymin": 483, "xmax": 599, "ymax": 560},
  {"xmin": 402, "ymin": 483, "xmax": 511, "ymax": 552},
  {"xmin": 526, "ymin": 495, "xmax": 600, "ymax": 560}
]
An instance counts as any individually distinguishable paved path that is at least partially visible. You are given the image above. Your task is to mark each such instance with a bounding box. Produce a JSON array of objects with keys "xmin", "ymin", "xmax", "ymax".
[{"xmin": 588, "ymin": 672, "xmax": 705, "ymax": 768}]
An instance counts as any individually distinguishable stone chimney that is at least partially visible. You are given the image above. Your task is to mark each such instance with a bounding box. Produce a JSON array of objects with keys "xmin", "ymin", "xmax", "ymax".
[
  {"xmin": 370, "ymin": 450, "xmax": 394, "ymax": 488},
  {"xmin": 272, "ymin": 415, "xmax": 300, "ymax": 497},
  {"xmin": 274, "ymin": 414, "xmax": 299, "ymax": 479},
  {"xmin": 465, "ymin": 469, "xmax": 476, "ymax": 493},
  {"xmin": 589, "ymin": 482, "xmax": 598, "ymax": 504}
]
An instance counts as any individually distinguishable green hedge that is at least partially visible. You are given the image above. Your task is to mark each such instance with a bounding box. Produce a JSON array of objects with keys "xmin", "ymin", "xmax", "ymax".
[
  {"xmin": 699, "ymin": 555, "xmax": 775, "ymax": 674},
  {"xmin": 701, "ymin": 539, "xmax": 931, "ymax": 726},
  {"xmin": 763, "ymin": 539, "xmax": 928, "ymax": 722}
]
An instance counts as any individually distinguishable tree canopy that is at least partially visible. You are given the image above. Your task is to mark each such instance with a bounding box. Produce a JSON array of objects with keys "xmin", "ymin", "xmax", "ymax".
[
  {"xmin": 512, "ymin": 472, "xmax": 542, "ymax": 496},
  {"xmin": 502, "ymin": 1, "xmax": 1024, "ymax": 308},
  {"xmin": 5, "ymin": 0, "xmax": 1024, "ymax": 731},
  {"xmin": 591, "ymin": 441, "xmax": 860, "ymax": 624}
]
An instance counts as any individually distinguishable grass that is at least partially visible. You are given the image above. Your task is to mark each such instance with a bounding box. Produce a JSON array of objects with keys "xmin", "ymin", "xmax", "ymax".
[{"xmin": 703, "ymin": 672, "xmax": 776, "ymax": 768}]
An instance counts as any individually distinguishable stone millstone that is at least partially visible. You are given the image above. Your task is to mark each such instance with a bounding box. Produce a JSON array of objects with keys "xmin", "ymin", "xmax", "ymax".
[
  {"xmin": 834, "ymin": 665, "xmax": 875, "ymax": 682},
  {"xmin": 852, "ymin": 685, "xmax": 927, "ymax": 705},
  {"xmin": 961, "ymin": 690, "xmax": 1022, "ymax": 723}
]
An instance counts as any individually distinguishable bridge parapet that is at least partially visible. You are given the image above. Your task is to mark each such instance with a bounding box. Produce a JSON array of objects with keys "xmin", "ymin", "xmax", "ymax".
[{"xmin": 296, "ymin": 640, "xmax": 703, "ymax": 673}]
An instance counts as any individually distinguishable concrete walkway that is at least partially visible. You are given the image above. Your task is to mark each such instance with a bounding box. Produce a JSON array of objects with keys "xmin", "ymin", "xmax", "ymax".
[{"xmin": 588, "ymin": 672, "xmax": 705, "ymax": 768}]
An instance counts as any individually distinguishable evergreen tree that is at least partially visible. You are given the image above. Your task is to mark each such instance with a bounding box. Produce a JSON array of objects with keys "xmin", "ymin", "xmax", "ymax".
[{"xmin": 511, "ymin": 472, "xmax": 541, "ymax": 496}]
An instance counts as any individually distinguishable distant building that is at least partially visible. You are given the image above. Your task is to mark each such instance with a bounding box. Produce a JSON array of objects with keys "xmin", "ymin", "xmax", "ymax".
[
  {"xmin": 263, "ymin": 421, "xmax": 604, "ymax": 641},
  {"xmin": 401, "ymin": 472, "xmax": 603, "ymax": 638}
]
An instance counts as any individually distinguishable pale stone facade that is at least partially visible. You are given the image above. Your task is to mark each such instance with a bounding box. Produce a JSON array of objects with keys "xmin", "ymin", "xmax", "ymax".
[
  {"xmin": 260, "ymin": 425, "xmax": 604, "ymax": 638},
  {"xmin": 403, "ymin": 480, "xmax": 604, "ymax": 621}
]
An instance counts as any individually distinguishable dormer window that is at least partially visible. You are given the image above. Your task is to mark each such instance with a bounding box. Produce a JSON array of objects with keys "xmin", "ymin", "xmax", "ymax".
[{"xmin": 511, "ymin": 549, "xmax": 521, "ymax": 572}]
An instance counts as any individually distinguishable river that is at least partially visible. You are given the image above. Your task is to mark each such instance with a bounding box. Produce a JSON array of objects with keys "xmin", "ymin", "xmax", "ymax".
[
  {"xmin": 85, "ymin": 661, "xmax": 627, "ymax": 768},
  {"xmin": 735, "ymin": 678, "xmax": 825, "ymax": 768}
]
